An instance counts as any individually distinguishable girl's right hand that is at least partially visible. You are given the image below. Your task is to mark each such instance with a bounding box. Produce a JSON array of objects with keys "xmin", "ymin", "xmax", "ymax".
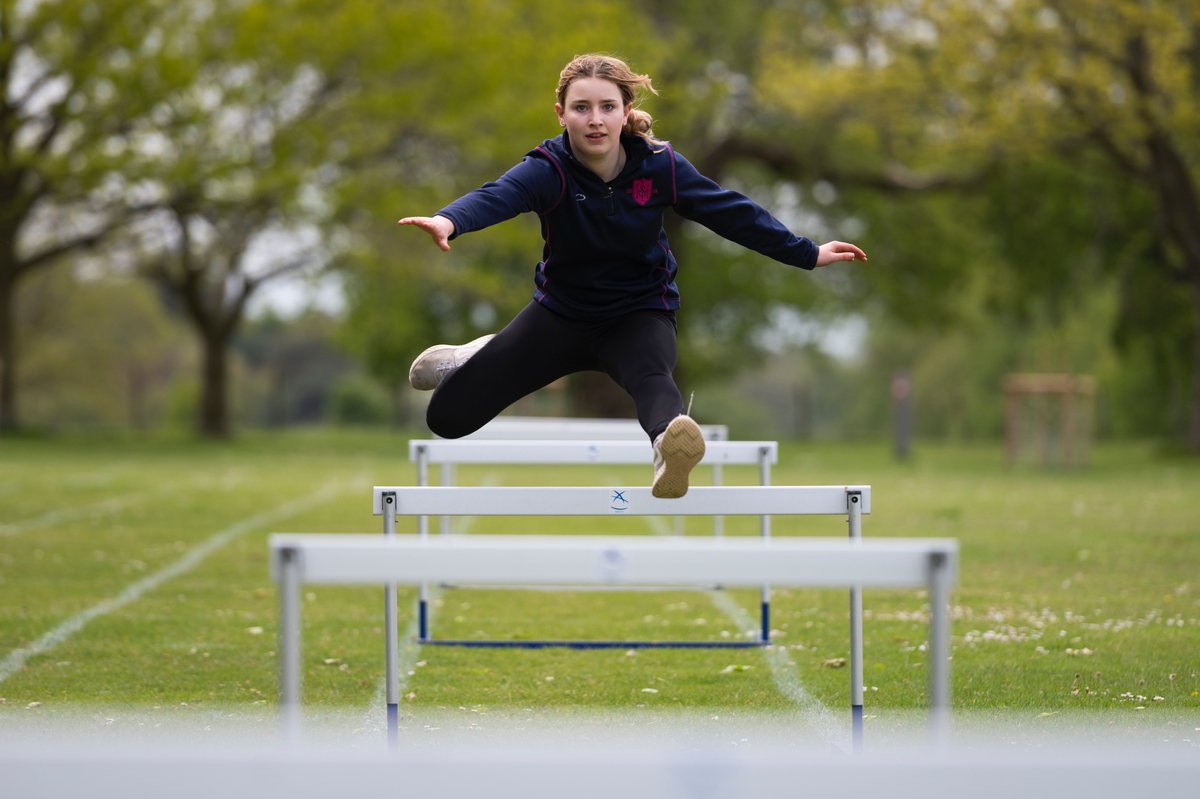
[{"xmin": 397, "ymin": 215, "xmax": 456, "ymax": 252}]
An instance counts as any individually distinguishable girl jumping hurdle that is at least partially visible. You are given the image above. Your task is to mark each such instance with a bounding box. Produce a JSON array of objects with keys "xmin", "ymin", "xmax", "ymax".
[{"xmin": 399, "ymin": 53, "xmax": 867, "ymax": 498}]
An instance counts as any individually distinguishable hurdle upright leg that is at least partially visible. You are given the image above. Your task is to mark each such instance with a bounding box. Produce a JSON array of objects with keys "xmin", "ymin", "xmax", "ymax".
[
  {"xmin": 928, "ymin": 549, "xmax": 953, "ymax": 747},
  {"xmin": 759, "ymin": 449, "xmax": 772, "ymax": 643},
  {"xmin": 848, "ymin": 489, "xmax": 865, "ymax": 751},
  {"xmin": 711, "ymin": 461, "xmax": 724, "ymax": 536},
  {"xmin": 415, "ymin": 448, "xmax": 431, "ymax": 642},
  {"xmin": 439, "ymin": 463, "xmax": 455, "ymax": 534},
  {"xmin": 381, "ymin": 491, "xmax": 400, "ymax": 749},
  {"xmin": 277, "ymin": 545, "xmax": 303, "ymax": 742}
]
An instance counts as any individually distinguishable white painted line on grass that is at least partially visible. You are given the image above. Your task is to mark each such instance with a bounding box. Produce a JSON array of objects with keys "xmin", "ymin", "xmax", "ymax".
[
  {"xmin": 0, "ymin": 472, "xmax": 248, "ymax": 538},
  {"xmin": 643, "ymin": 514, "xmax": 841, "ymax": 740},
  {"xmin": 706, "ymin": 589, "xmax": 844, "ymax": 743},
  {"xmin": 0, "ymin": 479, "xmax": 352, "ymax": 686},
  {"xmin": 1, "ymin": 491, "xmax": 160, "ymax": 537}
]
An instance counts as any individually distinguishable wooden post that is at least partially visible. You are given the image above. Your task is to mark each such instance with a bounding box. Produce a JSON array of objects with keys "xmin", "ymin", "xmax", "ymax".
[{"xmin": 892, "ymin": 371, "xmax": 913, "ymax": 462}]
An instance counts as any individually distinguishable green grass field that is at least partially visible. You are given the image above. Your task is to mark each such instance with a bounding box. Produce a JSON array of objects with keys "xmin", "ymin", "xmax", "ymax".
[{"xmin": 1, "ymin": 428, "xmax": 1197, "ymax": 741}]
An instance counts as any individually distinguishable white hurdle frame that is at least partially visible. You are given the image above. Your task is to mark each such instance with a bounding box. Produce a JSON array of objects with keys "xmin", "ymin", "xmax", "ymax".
[
  {"xmin": 443, "ymin": 416, "xmax": 729, "ymax": 534},
  {"xmin": 369, "ymin": 485, "xmax": 874, "ymax": 747},
  {"xmin": 423, "ymin": 422, "xmax": 734, "ymax": 536},
  {"xmin": 408, "ymin": 438, "xmax": 779, "ymax": 644},
  {"xmin": 455, "ymin": 415, "xmax": 729, "ymax": 441},
  {"xmin": 270, "ymin": 527, "xmax": 957, "ymax": 747}
]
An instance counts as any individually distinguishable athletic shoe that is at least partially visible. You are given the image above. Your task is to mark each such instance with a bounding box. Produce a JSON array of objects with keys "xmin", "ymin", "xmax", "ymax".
[
  {"xmin": 408, "ymin": 334, "xmax": 495, "ymax": 390},
  {"xmin": 651, "ymin": 414, "xmax": 706, "ymax": 499}
]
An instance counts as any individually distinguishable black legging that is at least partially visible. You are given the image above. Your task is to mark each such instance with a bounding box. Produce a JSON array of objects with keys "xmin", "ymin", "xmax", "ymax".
[{"xmin": 426, "ymin": 301, "xmax": 683, "ymax": 442}]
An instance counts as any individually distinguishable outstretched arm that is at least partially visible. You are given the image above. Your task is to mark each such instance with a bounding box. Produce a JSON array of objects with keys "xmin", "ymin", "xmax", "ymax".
[
  {"xmin": 397, "ymin": 215, "xmax": 456, "ymax": 252},
  {"xmin": 815, "ymin": 240, "xmax": 868, "ymax": 267},
  {"xmin": 671, "ymin": 149, "xmax": 867, "ymax": 271}
]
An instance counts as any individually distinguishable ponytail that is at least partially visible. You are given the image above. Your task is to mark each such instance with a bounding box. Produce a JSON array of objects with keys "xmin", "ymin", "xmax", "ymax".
[{"xmin": 625, "ymin": 108, "xmax": 656, "ymax": 141}]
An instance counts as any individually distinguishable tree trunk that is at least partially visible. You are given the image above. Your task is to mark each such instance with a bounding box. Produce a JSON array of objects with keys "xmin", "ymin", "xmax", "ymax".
[
  {"xmin": 1192, "ymin": 277, "xmax": 1200, "ymax": 452},
  {"xmin": 199, "ymin": 333, "xmax": 231, "ymax": 439},
  {"xmin": 0, "ymin": 269, "xmax": 16, "ymax": 433}
]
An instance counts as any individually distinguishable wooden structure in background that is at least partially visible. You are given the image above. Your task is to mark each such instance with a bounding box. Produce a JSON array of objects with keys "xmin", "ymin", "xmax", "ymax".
[{"xmin": 1004, "ymin": 373, "xmax": 1095, "ymax": 467}]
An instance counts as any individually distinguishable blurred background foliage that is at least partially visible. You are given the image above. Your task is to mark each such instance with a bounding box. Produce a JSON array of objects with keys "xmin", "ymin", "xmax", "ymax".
[{"xmin": 1, "ymin": 0, "xmax": 1197, "ymax": 450}]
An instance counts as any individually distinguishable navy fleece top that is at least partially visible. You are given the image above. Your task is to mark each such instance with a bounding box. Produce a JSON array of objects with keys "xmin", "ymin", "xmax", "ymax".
[{"xmin": 436, "ymin": 132, "xmax": 818, "ymax": 321}]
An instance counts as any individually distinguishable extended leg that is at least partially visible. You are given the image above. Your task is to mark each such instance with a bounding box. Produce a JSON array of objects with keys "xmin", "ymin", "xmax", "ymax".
[
  {"xmin": 425, "ymin": 302, "xmax": 591, "ymax": 439},
  {"xmin": 595, "ymin": 310, "xmax": 703, "ymax": 497},
  {"xmin": 594, "ymin": 309, "xmax": 683, "ymax": 441}
]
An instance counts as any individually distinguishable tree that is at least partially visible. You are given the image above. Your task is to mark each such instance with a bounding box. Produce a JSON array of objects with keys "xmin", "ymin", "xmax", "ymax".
[
  {"xmin": 683, "ymin": 0, "xmax": 1200, "ymax": 448},
  {"xmin": 328, "ymin": 1, "xmax": 1196, "ymax": 446},
  {"xmin": 0, "ymin": 0, "xmax": 196, "ymax": 431},
  {"xmin": 131, "ymin": 1, "xmax": 370, "ymax": 438},
  {"xmin": 1026, "ymin": 2, "xmax": 1200, "ymax": 449},
  {"xmin": 904, "ymin": 0, "xmax": 1200, "ymax": 449}
]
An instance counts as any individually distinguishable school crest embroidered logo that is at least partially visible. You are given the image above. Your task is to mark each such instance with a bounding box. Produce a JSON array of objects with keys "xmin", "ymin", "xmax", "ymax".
[{"xmin": 629, "ymin": 178, "xmax": 656, "ymax": 206}]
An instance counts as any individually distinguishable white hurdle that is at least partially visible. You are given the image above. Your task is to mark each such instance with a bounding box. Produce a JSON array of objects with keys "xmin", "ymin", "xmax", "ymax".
[
  {"xmin": 454, "ymin": 415, "xmax": 729, "ymax": 441},
  {"xmin": 365, "ymin": 485, "xmax": 876, "ymax": 747},
  {"xmin": 410, "ymin": 438, "xmax": 772, "ymax": 535},
  {"xmin": 408, "ymin": 438, "xmax": 780, "ymax": 644},
  {"xmin": 419, "ymin": 420, "xmax": 738, "ymax": 536},
  {"xmin": 270, "ymin": 527, "xmax": 957, "ymax": 746},
  {"xmin": 441, "ymin": 415, "xmax": 729, "ymax": 534}
]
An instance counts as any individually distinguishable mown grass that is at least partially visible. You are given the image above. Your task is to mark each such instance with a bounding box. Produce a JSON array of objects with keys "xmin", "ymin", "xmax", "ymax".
[{"xmin": 0, "ymin": 428, "xmax": 1197, "ymax": 730}]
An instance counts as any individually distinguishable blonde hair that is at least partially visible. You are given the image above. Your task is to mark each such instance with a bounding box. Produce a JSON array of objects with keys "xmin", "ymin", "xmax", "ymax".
[{"xmin": 556, "ymin": 54, "xmax": 661, "ymax": 144}]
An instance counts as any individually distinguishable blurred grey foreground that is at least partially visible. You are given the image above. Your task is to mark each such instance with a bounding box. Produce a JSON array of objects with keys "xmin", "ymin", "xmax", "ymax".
[
  {"xmin": 3, "ymin": 741, "xmax": 1196, "ymax": 799},
  {"xmin": 3, "ymin": 709, "xmax": 1197, "ymax": 799}
]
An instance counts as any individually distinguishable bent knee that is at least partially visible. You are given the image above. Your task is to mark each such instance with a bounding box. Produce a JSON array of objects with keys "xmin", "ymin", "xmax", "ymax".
[
  {"xmin": 426, "ymin": 396, "xmax": 485, "ymax": 439},
  {"xmin": 426, "ymin": 405, "xmax": 465, "ymax": 439}
]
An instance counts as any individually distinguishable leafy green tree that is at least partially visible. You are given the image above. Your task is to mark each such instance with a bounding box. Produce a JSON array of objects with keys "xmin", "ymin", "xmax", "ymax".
[
  {"xmin": 917, "ymin": 0, "xmax": 1200, "ymax": 448},
  {"xmin": 0, "ymin": 0, "xmax": 197, "ymax": 431},
  {"xmin": 130, "ymin": 1, "xmax": 388, "ymax": 438},
  {"xmin": 809, "ymin": 1, "xmax": 1199, "ymax": 446},
  {"xmin": 677, "ymin": 0, "xmax": 1198, "ymax": 447}
]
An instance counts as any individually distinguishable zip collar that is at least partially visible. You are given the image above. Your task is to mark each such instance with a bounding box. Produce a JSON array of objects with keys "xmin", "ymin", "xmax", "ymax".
[{"xmin": 550, "ymin": 131, "xmax": 653, "ymax": 186}]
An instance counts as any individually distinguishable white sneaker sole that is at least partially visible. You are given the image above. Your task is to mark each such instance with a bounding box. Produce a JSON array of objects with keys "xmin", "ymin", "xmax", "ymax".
[
  {"xmin": 652, "ymin": 415, "xmax": 706, "ymax": 499},
  {"xmin": 408, "ymin": 335, "xmax": 494, "ymax": 391}
]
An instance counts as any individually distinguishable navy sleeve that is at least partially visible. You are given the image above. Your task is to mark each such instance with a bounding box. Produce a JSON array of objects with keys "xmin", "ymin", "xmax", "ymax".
[
  {"xmin": 436, "ymin": 155, "xmax": 562, "ymax": 240},
  {"xmin": 670, "ymin": 149, "xmax": 818, "ymax": 270}
]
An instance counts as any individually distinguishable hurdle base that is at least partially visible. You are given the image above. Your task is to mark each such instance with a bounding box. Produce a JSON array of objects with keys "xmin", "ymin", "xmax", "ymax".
[
  {"xmin": 418, "ymin": 638, "xmax": 768, "ymax": 650},
  {"xmin": 387, "ymin": 703, "xmax": 399, "ymax": 750}
]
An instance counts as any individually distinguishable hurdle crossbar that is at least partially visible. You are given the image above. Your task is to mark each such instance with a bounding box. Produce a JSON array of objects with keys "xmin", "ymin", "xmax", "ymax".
[
  {"xmin": 410, "ymin": 439, "xmax": 776, "ymax": 537},
  {"xmin": 455, "ymin": 415, "xmax": 728, "ymax": 440},
  {"xmin": 270, "ymin": 533, "xmax": 957, "ymax": 744},
  {"xmin": 373, "ymin": 485, "xmax": 865, "ymax": 517},
  {"xmin": 408, "ymin": 439, "xmax": 775, "ymax": 466}
]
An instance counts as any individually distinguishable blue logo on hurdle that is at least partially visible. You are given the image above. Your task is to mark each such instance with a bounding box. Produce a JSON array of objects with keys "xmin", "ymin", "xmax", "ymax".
[{"xmin": 610, "ymin": 489, "xmax": 629, "ymax": 513}]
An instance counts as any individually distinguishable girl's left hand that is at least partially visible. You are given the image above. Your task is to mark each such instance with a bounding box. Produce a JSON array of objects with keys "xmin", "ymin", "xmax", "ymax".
[{"xmin": 816, "ymin": 241, "xmax": 868, "ymax": 267}]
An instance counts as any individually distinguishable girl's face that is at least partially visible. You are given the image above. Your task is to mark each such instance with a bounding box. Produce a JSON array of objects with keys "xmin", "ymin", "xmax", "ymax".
[{"xmin": 555, "ymin": 77, "xmax": 631, "ymax": 165}]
